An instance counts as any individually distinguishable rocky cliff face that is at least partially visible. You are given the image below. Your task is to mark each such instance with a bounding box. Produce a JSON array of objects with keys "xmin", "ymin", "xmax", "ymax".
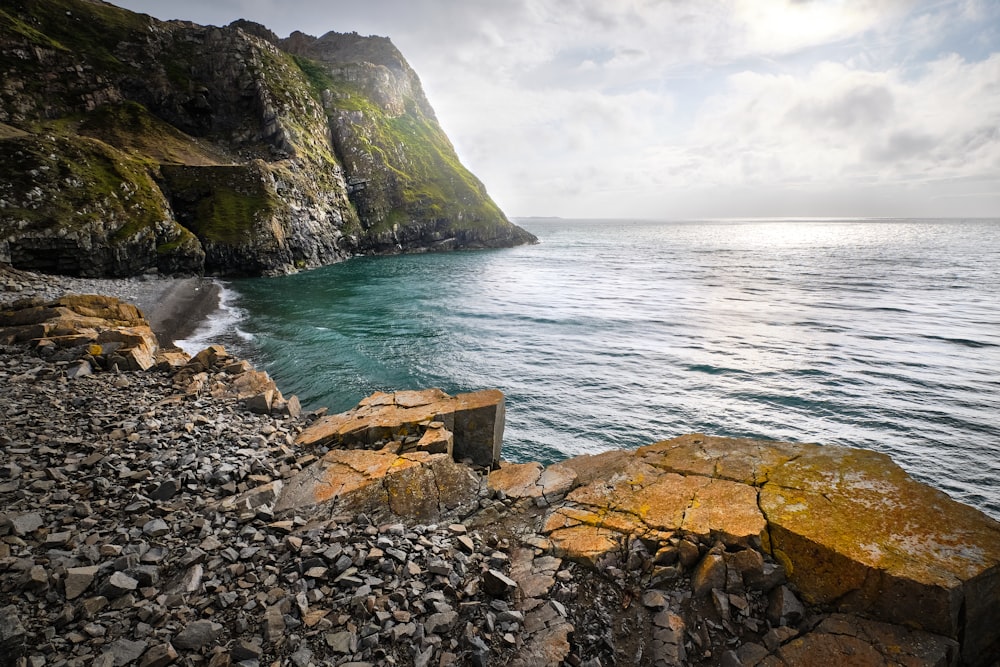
[{"xmin": 0, "ymin": 0, "xmax": 534, "ymax": 277}]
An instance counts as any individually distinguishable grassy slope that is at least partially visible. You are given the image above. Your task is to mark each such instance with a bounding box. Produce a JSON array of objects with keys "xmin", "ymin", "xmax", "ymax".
[{"xmin": 293, "ymin": 55, "xmax": 511, "ymax": 237}]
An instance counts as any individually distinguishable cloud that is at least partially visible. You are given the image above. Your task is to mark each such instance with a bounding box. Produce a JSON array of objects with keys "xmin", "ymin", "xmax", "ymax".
[{"xmin": 687, "ymin": 53, "xmax": 1000, "ymax": 185}]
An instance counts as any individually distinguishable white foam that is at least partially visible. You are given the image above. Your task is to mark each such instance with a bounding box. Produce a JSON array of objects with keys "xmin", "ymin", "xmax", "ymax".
[{"xmin": 174, "ymin": 280, "xmax": 247, "ymax": 356}]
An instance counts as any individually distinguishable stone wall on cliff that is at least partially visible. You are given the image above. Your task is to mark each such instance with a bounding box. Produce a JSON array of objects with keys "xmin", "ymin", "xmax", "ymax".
[{"xmin": 0, "ymin": 0, "xmax": 534, "ymax": 277}]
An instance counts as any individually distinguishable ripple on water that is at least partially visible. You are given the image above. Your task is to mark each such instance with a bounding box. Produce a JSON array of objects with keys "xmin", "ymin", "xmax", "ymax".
[{"xmin": 221, "ymin": 219, "xmax": 1000, "ymax": 520}]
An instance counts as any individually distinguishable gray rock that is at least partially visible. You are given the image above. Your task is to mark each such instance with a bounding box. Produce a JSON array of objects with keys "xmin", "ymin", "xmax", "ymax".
[
  {"xmin": 150, "ymin": 479, "xmax": 179, "ymax": 501},
  {"xmin": 482, "ymin": 569, "xmax": 518, "ymax": 597},
  {"xmin": 456, "ymin": 535, "xmax": 475, "ymax": 554},
  {"xmin": 0, "ymin": 604, "xmax": 26, "ymax": 659},
  {"xmin": 139, "ymin": 643, "xmax": 178, "ymax": 667},
  {"xmin": 325, "ymin": 630, "xmax": 356, "ymax": 654},
  {"xmin": 290, "ymin": 646, "xmax": 313, "ymax": 667},
  {"xmin": 712, "ymin": 588, "xmax": 731, "ymax": 621},
  {"xmin": 425, "ymin": 610, "xmax": 458, "ymax": 634},
  {"xmin": 106, "ymin": 638, "xmax": 148, "ymax": 666},
  {"xmin": 767, "ymin": 585, "xmax": 805, "ymax": 627},
  {"xmin": 720, "ymin": 649, "xmax": 743, "ymax": 667},
  {"xmin": 737, "ymin": 642, "xmax": 770, "ymax": 665},
  {"xmin": 101, "ymin": 571, "xmax": 139, "ymax": 598},
  {"xmin": 642, "ymin": 589, "xmax": 668, "ymax": 609},
  {"xmin": 10, "ymin": 512, "xmax": 42, "ymax": 535},
  {"xmin": 66, "ymin": 359, "xmax": 93, "ymax": 379},
  {"xmin": 748, "ymin": 561, "xmax": 786, "ymax": 592},
  {"xmin": 263, "ymin": 605, "xmax": 285, "ymax": 642},
  {"xmin": 172, "ymin": 619, "xmax": 222, "ymax": 650},
  {"xmin": 728, "ymin": 548, "xmax": 763, "ymax": 583},
  {"xmin": 142, "ymin": 518, "xmax": 169, "ymax": 537},
  {"xmin": 176, "ymin": 563, "xmax": 203, "ymax": 593},
  {"xmin": 22, "ymin": 565, "xmax": 48, "ymax": 591},
  {"xmin": 65, "ymin": 565, "xmax": 99, "ymax": 600},
  {"xmin": 231, "ymin": 638, "xmax": 263, "ymax": 662}
]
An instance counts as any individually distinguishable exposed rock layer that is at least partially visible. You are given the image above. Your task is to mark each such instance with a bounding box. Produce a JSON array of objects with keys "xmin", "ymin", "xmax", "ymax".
[{"xmin": 0, "ymin": 0, "xmax": 535, "ymax": 277}]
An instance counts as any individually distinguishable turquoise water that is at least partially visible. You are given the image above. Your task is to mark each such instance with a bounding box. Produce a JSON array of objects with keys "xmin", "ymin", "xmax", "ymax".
[{"xmin": 208, "ymin": 219, "xmax": 1000, "ymax": 519}]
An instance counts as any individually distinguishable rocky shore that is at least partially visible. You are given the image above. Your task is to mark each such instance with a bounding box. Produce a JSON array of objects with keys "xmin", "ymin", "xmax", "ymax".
[{"xmin": 2, "ymin": 266, "xmax": 999, "ymax": 667}]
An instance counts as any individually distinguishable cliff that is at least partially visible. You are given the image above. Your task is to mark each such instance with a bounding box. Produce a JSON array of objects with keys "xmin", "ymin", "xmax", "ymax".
[{"xmin": 0, "ymin": 0, "xmax": 535, "ymax": 277}]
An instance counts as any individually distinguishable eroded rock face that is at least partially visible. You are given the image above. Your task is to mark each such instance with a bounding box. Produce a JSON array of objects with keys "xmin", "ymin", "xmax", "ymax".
[{"xmin": 297, "ymin": 387, "xmax": 505, "ymax": 468}]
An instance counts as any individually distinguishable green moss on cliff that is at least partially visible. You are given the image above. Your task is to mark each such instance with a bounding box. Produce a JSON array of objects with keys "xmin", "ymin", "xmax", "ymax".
[
  {"xmin": 1, "ymin": 0, "xmax": 151, "ymax": 70},
  {"xmin": 79, "ymin": 102, "xmax": 231, "ymax": 166},
  {"xmin": 324, "ymin": 79, "xmax": 508, "ymax": 236},
  {"xmin": 0, "ymin": 8, "xmax": 66, "ymax": 51},
  {"xmin": 161, "ymin": 165, "xmax": 273, "ymax": 244},
  {"xmin": 0, "ymin": 133, "xmax": 168, "ymax": 233},
  {"xmin": 292, "ymin": 54, "xmax": 337, "ymax": 97}
]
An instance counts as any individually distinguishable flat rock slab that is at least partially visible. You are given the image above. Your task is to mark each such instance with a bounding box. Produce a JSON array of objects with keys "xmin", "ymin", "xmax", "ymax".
[
  {"xmin": 488, "ymin": 461, "xmax": 577, "ymax": 502},
  {"xmin": 297, "ymin": 388, "xmax": 505, "ymax": 468},
  {"xmin": 537, "ymin": 434, "xmax": 1000, "ymax": 665},
  {"xmin": 761, "ymin": 613, "xmax": 959, "ymax": 667},
  {"xmin": 268, "ymin": 448, "xmax": 481, "ymax": 523}
]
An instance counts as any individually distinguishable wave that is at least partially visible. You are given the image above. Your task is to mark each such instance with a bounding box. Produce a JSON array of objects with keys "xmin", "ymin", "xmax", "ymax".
[{"xmin": 174, "ymin": 280, "xmax": 248, "ymax": 356}]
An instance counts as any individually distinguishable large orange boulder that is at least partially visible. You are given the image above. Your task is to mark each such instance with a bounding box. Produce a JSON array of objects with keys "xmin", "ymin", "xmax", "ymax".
[
  {"xmin": 531, "ymin": 434, "xmax": 1000, "ymax": 666},
  {"xmin": 297, "ymin": 388, "xmax": 505, "ymax": 468}
]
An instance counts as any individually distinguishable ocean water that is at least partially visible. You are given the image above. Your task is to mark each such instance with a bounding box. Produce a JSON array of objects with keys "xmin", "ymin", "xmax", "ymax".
[{"xmin": 200, "ymin": 218, "xmax": 1000, "ymax": 520}]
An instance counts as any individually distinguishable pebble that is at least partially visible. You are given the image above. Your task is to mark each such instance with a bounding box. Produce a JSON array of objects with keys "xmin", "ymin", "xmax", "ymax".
[{"xmin": 0, "ymin": 266, "xmax": 815, "ymax": 667}]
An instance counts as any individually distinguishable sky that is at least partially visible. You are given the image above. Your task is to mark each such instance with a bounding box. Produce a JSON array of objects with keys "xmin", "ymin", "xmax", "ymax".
[{"xmin": 110, "ymin": 0, "xmax": 1000, "ymax": 220}]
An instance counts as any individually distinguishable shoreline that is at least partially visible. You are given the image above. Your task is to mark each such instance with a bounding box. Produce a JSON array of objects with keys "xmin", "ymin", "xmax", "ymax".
[
  {"xmin": 142, "ymin": 277, "xmax": 222, "ymax": 349},
  {"xmin": 1, "ymin": 271, "xmax": 999, "ymax": 666},
  {"xmin": 0, "ymin": 265, "xmax": 223, "ymax": 349}
]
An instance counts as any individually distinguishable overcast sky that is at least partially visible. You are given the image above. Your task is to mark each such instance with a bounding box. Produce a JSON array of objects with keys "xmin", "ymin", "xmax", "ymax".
[{"xmin": 111, "ymin": 0, "xmax": 999, "ymax": 219}]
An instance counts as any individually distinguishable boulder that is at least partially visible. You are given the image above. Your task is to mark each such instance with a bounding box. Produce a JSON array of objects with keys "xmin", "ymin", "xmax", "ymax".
[
  {"xmin": 758, "ymin": 440, "xmax": 1000, "ymax": 665},
  {"xmin": 264, "ymin": 447, "xmax": 481, "ymax": 523},
  {"xmin": 534, "ymin": 434, "xmax": 1000, "ymax": 665},
  {"xmin": 297, "ymin": 388, "xmax": 506, "ymax": 468}
]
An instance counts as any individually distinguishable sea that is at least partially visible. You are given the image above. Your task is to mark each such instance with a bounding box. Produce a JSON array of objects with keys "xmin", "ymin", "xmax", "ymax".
[{"xmin": 180, "ymin": 218, "xmax": 1000, "ymax": 521}]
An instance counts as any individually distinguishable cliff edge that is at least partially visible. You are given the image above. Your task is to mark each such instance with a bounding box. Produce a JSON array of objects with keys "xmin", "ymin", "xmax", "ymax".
[{"xmin": 0, "ymin": 0, "xmax": 535, "ymax": 277}]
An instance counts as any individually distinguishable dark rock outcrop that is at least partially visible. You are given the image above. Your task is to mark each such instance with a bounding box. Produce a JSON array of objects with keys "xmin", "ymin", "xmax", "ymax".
[{"xmin": 0, "ymin": 0, "xmax": 534, "ymax": 277}]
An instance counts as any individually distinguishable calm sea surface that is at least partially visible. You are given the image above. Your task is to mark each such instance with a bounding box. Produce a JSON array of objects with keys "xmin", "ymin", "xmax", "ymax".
[{"xmin": 193, "ymin": 219, "xmax": 1000, "ymax": 519}]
